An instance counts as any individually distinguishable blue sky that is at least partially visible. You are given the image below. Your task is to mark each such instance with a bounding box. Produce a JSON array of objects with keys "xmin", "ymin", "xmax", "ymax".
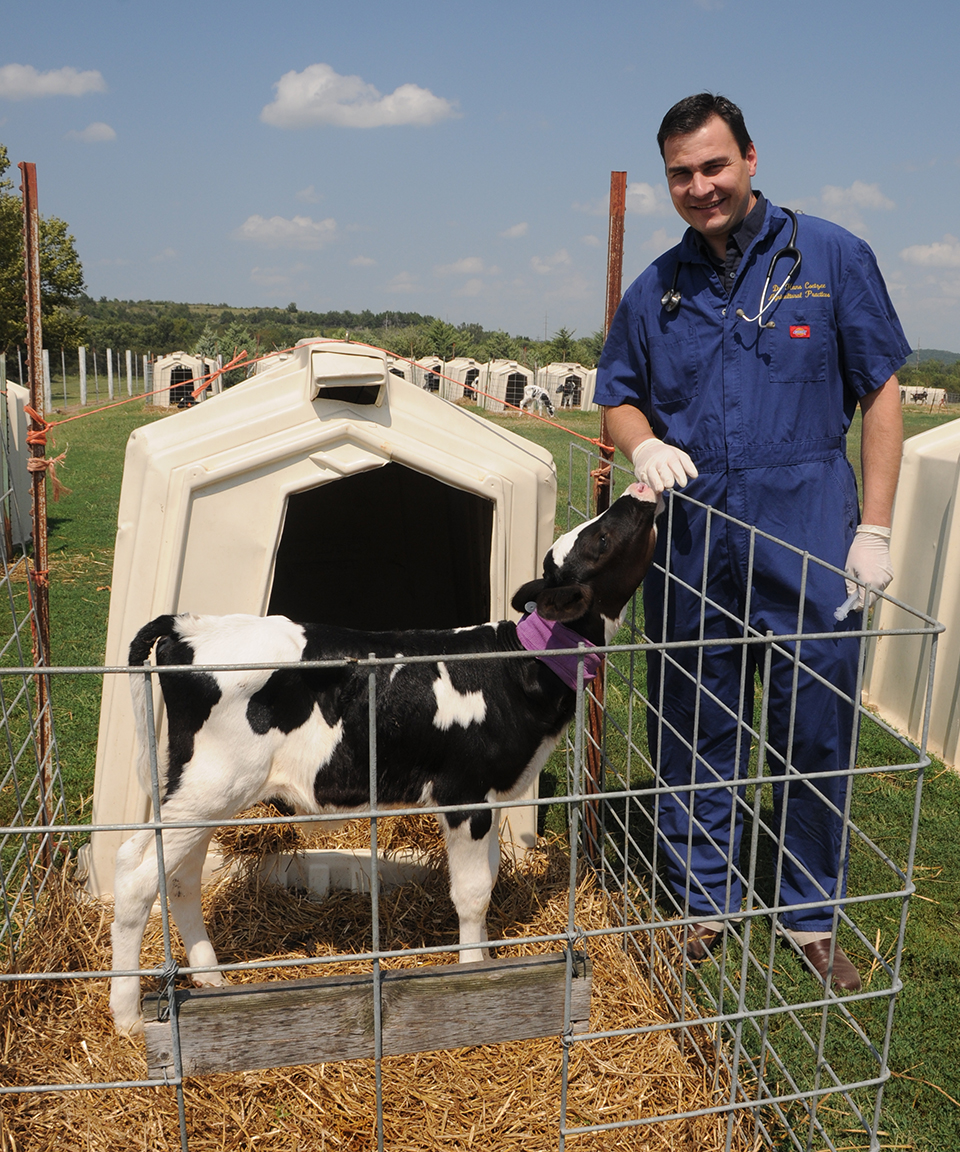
[{"xmin": 3, "ymin": 0, "xmax": 959, "ymax": 351}]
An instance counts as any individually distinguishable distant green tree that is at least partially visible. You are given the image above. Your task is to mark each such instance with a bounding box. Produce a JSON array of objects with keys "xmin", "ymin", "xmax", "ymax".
[
  {"xmin": 0, "ymin": 143, "xmax": 87, "ymax": 352},
  {"xmin": 193, "ymin": 323, "xmax": 219, "ymax": 360},
  {"xmin": 427, "ymin": 318, "xmax": 458, "ymax": 359},
  {"xmin": 582, "ymin": 329, "xmax": 606, "ymax": 366},
  {"xmin": 549, "ymin": 326, "xmax": 575, "ymax": 362},
  {"xmin": 484, "ymin": 330, "xmax": 518, "ymax": 361}
]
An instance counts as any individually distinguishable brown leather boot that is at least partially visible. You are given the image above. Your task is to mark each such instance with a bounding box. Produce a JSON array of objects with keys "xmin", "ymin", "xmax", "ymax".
[
  {"xmin": 684, "ymin": 923, "xmax": 721, "ymax": 962},
  {"xmin": 800, "ymin": 938, "xmax": 862, "ymax": 992}
]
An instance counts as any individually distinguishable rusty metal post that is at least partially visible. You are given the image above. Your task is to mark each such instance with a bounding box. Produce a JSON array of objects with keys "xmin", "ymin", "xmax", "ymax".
[
  {"xmin": 20, "ymin": 161, "xmax": 54, "ymax": 868},
  {"xmin": 584, "ymin": 171, "xmax": 627, "ymax": 865}
]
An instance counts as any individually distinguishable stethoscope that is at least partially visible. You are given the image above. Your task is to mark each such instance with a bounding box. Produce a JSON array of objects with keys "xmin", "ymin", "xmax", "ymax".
[{"xmin": 661, "ymin": 207, "xmax": 802, "ymax": 329}]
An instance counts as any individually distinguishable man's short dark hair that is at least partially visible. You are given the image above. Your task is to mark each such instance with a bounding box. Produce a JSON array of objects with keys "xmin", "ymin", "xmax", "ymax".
[{"xmin": 657, "ymin": 93, "xmax": 752, "ymax": 159}]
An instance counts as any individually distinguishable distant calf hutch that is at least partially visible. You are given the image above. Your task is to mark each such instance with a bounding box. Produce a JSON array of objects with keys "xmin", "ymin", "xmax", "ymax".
[
  {"xmin": 84, "ymin": 339, "xmax": 556, "ymax": 895},
  {"xmin": 152, "ymin": 351, "xmax": 220, "ymax": 407}
]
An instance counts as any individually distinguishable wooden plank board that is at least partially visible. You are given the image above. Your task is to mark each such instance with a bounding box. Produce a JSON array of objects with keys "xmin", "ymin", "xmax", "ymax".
[{"xmin": 143, "ymin": 953, "xmax": 592, "ymax": 1078}]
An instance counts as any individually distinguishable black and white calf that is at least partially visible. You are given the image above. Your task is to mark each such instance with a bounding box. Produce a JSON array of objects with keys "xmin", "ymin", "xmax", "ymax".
[
  {"xmin": 519, "ymin": 384, "xmax": 555, "ymax": 417},
  {"xmin": 110, "ymin": 484, "xmax": 659, "ymax": 1035}
]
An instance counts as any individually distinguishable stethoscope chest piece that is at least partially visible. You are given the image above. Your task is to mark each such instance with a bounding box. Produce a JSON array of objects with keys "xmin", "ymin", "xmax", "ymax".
[{"xmin": 661, "ymin": 286, "xmax": 682, "ymax": 312}]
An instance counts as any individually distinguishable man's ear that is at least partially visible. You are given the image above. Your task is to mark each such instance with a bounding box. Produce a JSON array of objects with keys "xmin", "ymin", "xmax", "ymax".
[
  {"xmin": 511, "ymin": 579, "xmax": 545, "ymax": 613},
  {"xmin": 536, "ymin": 584, "xmax": 592, "ymax": 622}
]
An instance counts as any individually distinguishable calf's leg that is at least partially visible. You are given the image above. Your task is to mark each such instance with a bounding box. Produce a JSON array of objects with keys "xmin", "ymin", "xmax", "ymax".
[
  {"xmin": 440, "ymin": 809, "xmax": 500, "ymax": 963},
  {"xmin": 167, "ymin": 832, "xmax": 223, "ymax": 989},
  {"xmin": 110, "ymin": 822, "xmax": 212, "ymax": 1035}
]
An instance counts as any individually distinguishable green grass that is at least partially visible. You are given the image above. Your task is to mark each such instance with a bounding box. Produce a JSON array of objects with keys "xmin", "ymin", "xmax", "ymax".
[{"xmin": 31, "ymin": 393, "xmax": 960, "ymax": 1149}]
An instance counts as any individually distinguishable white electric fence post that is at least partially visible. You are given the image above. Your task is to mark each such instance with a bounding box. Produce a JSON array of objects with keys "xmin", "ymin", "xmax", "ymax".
[
  {"xmin": 78, "ymin": 345, "xmax": 87, "ymax": 406},
  {"xmin": 106, "ymin": 347, "xmax": 114, "ymax": 399},
  {"xmin": 126, "ymin": 349, "xmax": 132, "ymax": 396},
  {"xmin": 41, "ymin": 348, "xmax": 52, "ymax": 409}
]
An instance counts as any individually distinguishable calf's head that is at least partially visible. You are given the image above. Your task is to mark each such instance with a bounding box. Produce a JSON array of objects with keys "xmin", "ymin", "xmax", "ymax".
[{"xmin": 511, "ymin": 482, "xmax": 659, "ymax": 645}]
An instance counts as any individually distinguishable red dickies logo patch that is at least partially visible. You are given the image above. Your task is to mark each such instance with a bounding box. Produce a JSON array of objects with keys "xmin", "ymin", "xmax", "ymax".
[{"xmin": 790, "ymin": 325, "xmax": 811, "ymax": 339}]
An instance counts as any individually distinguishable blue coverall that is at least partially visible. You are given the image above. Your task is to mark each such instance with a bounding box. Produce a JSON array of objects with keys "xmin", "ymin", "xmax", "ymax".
[{"xmin": 595, "ymin": 203, "xmax": 910, "ymax": 932}]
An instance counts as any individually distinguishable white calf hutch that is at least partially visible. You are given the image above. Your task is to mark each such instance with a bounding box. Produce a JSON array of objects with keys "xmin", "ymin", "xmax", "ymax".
[
  {"xmin": 82, "ymin": 339, "xmax": 556, "ymax": 897},
  {"xmin": 536, "ymin": 362, "xmax": 590, "ymax": 410},
  {"xmin": 443, "ymin": 356, "xmax": 483, "ymax": 402},
  {"xmin": 479, "ymin": 359, "xmax": 533, "ymax": 413},
  {"xmin": 866, "ymin": 417, "xmax": 960, "ymax": 768},
  {"xmin": 152, "ymin": 350, "xmax": 220, "ymax": 407}
]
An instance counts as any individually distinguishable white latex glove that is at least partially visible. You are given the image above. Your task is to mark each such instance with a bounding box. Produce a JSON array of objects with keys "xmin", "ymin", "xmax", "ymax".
[
  {"xmin": 631, "ymin": 438, "xmax": 698, "ymax": 496},
  {"xmin": 841, "ymin": 524, "xmax": 894, "ymax": 614}
]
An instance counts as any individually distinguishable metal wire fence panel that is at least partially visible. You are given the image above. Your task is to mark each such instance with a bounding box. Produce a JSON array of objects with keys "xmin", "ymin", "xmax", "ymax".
[
  {"xmin": 0, "ymin": 441, "xmax": 942, "ymax": 1152},
  {"xmin": 0, "ymin": 353, "xmax": 70, "ymax": 961},
  {"xmin": 564, "ymin": 443, "xmax": 941, "ymax": 1152}
]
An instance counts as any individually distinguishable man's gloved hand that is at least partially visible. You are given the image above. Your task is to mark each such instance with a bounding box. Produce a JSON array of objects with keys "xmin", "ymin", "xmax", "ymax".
[
  {"xmin": 843, "ymin": 524, "xmax": 894, "ymax": 611},
  {"xmin": 631, "ymin": 438, "xmax": 698, "ymax": 495}
]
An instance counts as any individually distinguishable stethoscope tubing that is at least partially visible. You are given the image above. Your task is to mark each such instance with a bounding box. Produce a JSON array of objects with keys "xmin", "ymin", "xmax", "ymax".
[{"xmin": 660, "ymin": 207, "xmax": 801, "ymax": 329}]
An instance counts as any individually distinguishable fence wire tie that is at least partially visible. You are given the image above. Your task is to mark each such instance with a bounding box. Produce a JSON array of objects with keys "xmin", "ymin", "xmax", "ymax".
[
  {"xmin": 565, "ymin": 926, "xmax": 588, "ymax": 978},
  {"xmin": 156, "ymin": 959, "xmax": 180, "ymax": 1023}
]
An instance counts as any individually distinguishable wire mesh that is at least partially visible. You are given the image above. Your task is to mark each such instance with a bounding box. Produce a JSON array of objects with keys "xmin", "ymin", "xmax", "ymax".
[
  {"xmin": 0, "ymin": 352, "xmax": 71, "ymax": 963},
  {"xmin": 0, "ymin": 420, "xmax": 942, "ymax": 1152}
]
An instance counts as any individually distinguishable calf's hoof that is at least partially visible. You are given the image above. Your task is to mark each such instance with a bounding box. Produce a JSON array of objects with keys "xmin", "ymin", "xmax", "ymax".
[
  {"xmin": 192, "ymin": 971, "xmax": 224, "ymax": 989},
  {"xmin": 112, "ymin": 1012, "xmax": 144, "ymax": 1038}
]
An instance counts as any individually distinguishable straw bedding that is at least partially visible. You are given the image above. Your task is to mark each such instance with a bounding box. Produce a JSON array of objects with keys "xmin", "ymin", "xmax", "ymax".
[{"xmin": 1, "ymin": 813, "xmax": 760, "ymax": 1151}]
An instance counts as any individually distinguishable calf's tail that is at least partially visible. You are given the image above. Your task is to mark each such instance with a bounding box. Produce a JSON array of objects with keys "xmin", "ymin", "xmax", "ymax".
[{"xmin": 128, "ymin": 614, "xmax": 179, "ymax": 795}]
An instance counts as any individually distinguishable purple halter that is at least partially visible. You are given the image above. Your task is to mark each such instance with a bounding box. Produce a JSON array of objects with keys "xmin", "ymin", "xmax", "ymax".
[{"xmin": 515, "ymin": 610, "xmax": 603, "ymax": 691}]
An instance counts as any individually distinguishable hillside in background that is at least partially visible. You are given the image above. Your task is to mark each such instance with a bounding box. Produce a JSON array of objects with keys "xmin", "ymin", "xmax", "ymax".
[
  {"xmin": 55, "ymin": 297, "xmax": 604, "ymax": 375},
  {"xmin": 907, "ymin": 348, "xmax": 960, "ymax": 366}
]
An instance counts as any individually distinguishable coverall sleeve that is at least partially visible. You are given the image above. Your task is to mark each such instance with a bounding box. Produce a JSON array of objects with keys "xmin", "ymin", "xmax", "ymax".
[
  {"xmin": 593, "ymin": 292, "xmax": 651, "ymax": 413},
  {"xmin": 835, "ymin": 239, "xmax": 912, "ymax": 398}
]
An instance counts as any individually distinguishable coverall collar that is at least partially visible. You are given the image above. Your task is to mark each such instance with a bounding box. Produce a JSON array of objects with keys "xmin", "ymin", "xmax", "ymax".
[{"xmin": 676, "ymin": 197, "xmax": 794, "ymax": 293}]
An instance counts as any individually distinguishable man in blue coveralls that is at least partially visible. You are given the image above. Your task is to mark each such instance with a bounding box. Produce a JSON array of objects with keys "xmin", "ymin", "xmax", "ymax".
[{"xmin": 594, "ymin": 93, "xmax": 909, "ymax": 992}]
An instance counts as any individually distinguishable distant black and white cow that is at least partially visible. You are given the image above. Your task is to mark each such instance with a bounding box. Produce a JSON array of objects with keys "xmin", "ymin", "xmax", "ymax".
[
  {"xmin": 519, "ymin": 384, "xmax": 555, "ymax": 417},
  {"xmin": 109, "ymin": 484, "xmax": 659, "ymax": 1035}
]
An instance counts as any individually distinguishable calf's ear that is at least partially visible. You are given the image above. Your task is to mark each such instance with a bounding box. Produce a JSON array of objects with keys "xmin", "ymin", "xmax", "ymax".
[
  {"xmin": 511, "ymin": 580, "xmax": 545, "ymax": 613},
  {"xmin": 537, "ymin": 584, "xmax": 593, "ymax": 622}
]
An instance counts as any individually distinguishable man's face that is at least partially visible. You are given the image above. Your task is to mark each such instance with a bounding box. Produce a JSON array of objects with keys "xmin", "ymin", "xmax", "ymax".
[{"xmin": 663, "ymin": 115, "xmax": 757, "ymax": 255}]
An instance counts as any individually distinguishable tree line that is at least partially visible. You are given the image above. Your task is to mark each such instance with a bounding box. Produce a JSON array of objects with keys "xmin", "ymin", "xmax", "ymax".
[{"xmin": 75, "ymin": 299, "xmax": 605, "ymax": 375}]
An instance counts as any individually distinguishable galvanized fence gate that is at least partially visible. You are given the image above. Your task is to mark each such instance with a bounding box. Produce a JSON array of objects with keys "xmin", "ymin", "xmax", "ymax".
[{"xmin": 0, "ymin": 414, "xmax": 942, "ymax": 1151}]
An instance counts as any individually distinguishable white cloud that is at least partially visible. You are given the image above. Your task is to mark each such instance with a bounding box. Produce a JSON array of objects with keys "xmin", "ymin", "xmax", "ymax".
[
  {"xmin": 792, "ymin": 180, "xmax": 896, "ymax": 234},
  {"xmin": 900, "ymin": 235, "xmax": 960, "ymax": 267},
  {"xmin": 626, "ymin": 181, "xmax": 670, "ymax": 215},
  {"xmin": 641, "ymin": 227, "xmax": 681, "ymax": 253},
  {"xmin": 571, "ymin": 196, "xmax": 607, "ymax": 217},
  {"xmin": 350, "ymin": 255, "xmax": 376, "ymax": 266},
  {"xmin": 261, "ymin": 63, "xmax": 458, "ymax": 129},
  {"xmin": 457, "ymin": 278, "xmax": 485, "ymax": 297},
  {"xmin": 0, "ymin": 64, "xmax": 106, "ymax": 100},
  {"xmin": 820, "ymin": 181, "xmax": 895, "ymax": 212},
  {"xmin": 574, "ymin": 182, "xmax": 669, "ymax": 218},
  {"xmin": 581, "ymin": 234, "xmax": 602, "ymax": 247},
  {"xmin": 386, "ymin": 271, "xmax": 419, "ymax": 293},
  {"xmin": 65, "ymin": 121, "xmax": 116, "ymax": 143},
  {"xmin": 434, "ymin": 256, "xmax": 486, "ymax": 277},
  {"xmin": 233, "ymin": 214, "xmax": 337, "ymax": 249},
  {"xmin": 531, "ymin": 249, "xmax": 572, "ymax": 275},
  {"xmin": 295, "ymin": 184, "xmax": 322, "ymax": 203},
  {"xmin": 499, "ymin": 222, "xmax": 528, "ymax": 239},
  {"xmin": 249, "ymin": 263, "xmax": 310, "ymax": 294},
  {"xmin": 150, "ymin": 247, "xmax": 178, "ymax": 263}
]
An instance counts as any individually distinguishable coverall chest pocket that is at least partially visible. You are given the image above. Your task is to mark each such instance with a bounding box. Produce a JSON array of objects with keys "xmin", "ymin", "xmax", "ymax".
[
  {"xmin": 766, "ymin": 310, "xmax": 828, "ymax": 384},
  {"xmin": 649, "ymin": 329, "xmax": 700, "ymax": 407}
]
